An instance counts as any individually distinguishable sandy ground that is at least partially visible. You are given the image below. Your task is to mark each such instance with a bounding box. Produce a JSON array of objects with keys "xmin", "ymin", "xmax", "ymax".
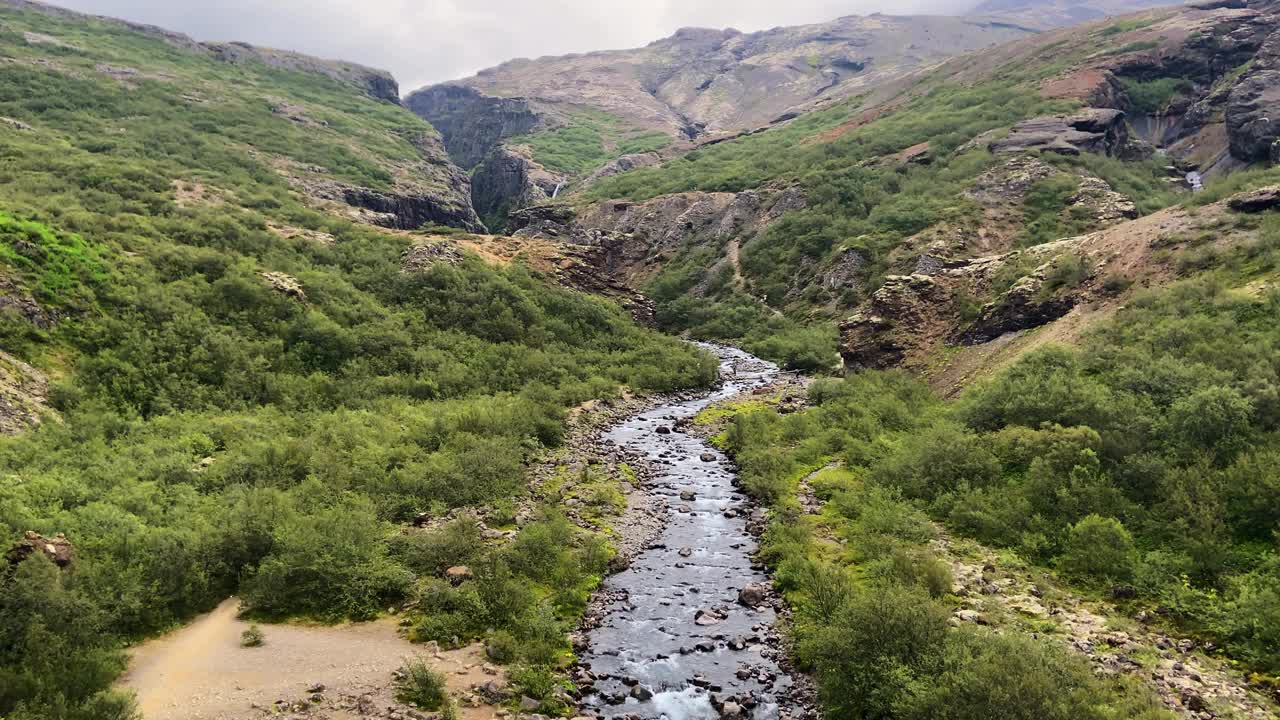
[{"xmin": 121, "ymin": 599, "xmax": 503, "ymax": 720}]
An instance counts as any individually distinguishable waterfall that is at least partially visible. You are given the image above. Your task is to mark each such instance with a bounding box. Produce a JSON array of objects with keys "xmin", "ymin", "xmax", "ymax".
[{"xmin": 551, "ymin": 181, "xmax": 564, "ymax": 199}]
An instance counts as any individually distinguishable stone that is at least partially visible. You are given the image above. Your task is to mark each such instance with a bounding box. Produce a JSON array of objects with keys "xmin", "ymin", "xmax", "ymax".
[
  {"xmin": 6, "ymin": 531, "xmax": 74, "ymax": 569},
  {"xmin": 259, "ymin": 271, "xmax": 306, "ymax": 301},
  {"xmin": 700, "ymin": 453, "xmax": 717, "ymax": 462},
  {"xmin": 520, "ymin": 695, "xmax": 541, "ymax": 712},
  {"xmin": 630, "ymin": 685, "xmax": 654, "ymax": 701},
  {"xmin": 952, "ymin": 609, "xmax": 989, "ymax": 625},
  {"xmin": 656, "ymin": 426, "xmax": 672, "ymax": 435},
  {"xmin": 445, "ymin": 565, "xmax": 472, "ymax": 584},
  {"xmin": 680, "ymin": 490, "xmax": 697, "ymax": 501},
  {"xmin": 989, "ymin": 108, "xmax": 1143, "ymax": 158},
  {"xmin": 695, "ymin": 608, "xmax": 726, "ymax": 626},
  {"xmin": 1227, "ymin": 186, "xmax": 1280, "ymax": 213},
  {"xmin": 738, "ymin": 583, "xmax": 769, "ymax": 607},
  {"xmin": 402, "ymin": 241, "xmax": 465, "ymax": 272}
]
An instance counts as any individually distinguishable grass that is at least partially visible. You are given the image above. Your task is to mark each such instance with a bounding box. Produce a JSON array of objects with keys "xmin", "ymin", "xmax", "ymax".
[
  {"xmin": 512, "ymin": 107, "xmax": 671, "ymax": 176},
  {"xmin": 1119, "ymin": 76, "xmax": 1191, "ymax": 114},
  {"xmin": 395, "ymin": 659, "xmax": 448, "ymax": 710}
]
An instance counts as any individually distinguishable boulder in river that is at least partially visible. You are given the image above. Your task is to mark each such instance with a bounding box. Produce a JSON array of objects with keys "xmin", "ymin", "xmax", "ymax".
[
  {"xmin": 738, "ymin": 583, "xmax": 769, "ymax": 607},
  {"xmin": 695, "ymin": 608, "xmax": 726, "ymax": 626}
]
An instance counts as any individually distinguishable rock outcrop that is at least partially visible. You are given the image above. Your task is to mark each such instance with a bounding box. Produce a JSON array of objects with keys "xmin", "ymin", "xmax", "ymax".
[
  {"xmin": 1226, "ymin": 184, "xmax": 1280, "ymax": 211},
  {"xmin": 259, "ymin": 271, "xmax": 305, "ymax": 301},
  {"xmin": 1226, "ymin": 27, "xmax": 1280, "ymax": 161},
  {"xmin": 511, "ymin": 187, "xmax": 805, "ymax": 286},
  {"xmin": 401, "ymin": 241, "xmax": 465, "ymax": 272},
  {"xmin": 0, "ymin": 350, "xmax": 50, "ymax": 435},
  {"xmin": 470, "ymin": 146, "xmax": 567, "ymax": 229},
  {"xmin": 6, "ymin": 530, "xmax": 73, "ymax": 569},
  {"xmin": 580, "ymin": 153, "xmax": 663, "ymax": 190},
  {"xmin": 989, "ymin": 108, "xmax": 1147, "ymax": 157},
  {"xmin": 404, "ymin": 85, "xmax": 539, "ymax": 169}
]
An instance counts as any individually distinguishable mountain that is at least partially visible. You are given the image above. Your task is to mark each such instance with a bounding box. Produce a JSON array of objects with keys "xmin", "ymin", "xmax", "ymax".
[
  {"xmin": 499, "ymin": 0, "xmax": 1280, "ymax": 375},
  {"xmin": 405, "ymin": 0, "xmax": 1183, "ymax": 229}
]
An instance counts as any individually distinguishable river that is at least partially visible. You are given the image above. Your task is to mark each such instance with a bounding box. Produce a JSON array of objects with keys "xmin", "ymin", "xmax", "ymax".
[{"xmin": 578, "ymin": 345, "xmax": 798, "ymax": 720}]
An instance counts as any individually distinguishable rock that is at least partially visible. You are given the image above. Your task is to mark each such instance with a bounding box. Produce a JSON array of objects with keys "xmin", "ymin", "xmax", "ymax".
[
  {"xmin": 476, "ymin": 680, "xmax": 510, "ymax": 703},
  {"xmin": 695, "ymin": 608, "xmax": 727, "ymax": 626},
  {"xmin": 1226, "ymin": 30, "xmax": 1280, "ymax": 163},
  {"xmin": 471, "ymin": 145, "xmax": 567, "ymax": 228},
  {"xmin": 700, "ymin": 453, "xmax": 717, "ymax": 462},
  {"xmin": 259, "ymin": 271, "xmax": 306, "ymax": 301},
  {"xmin": 952, "ymin": 609, "xmax": 989, "ymax": 625},
  {"xmin": 305, "ymin": 684, "xmax": 326, "ymax": 694},
  {"xmin": 989, "ymin": 108, "xmax": 1144, "ymax": 158},
  {"xmin": 405, "ymin": 85, "xmax": 540, "ymax": 170},
  {"xmin": 1227, "ymin": 186, "xmax": 1280, "ymax": 213},
  {"xmin": 1109, "ymin": 584, "xmax": 1137, "ymax": 600},
  {"xmin": 445, "ymin": 565, "xmax": 472, "ymax": 584},
  {"xmin": 720, "ymin": 701, "xmax": 745, "ymax": 719},
  {"xmin": 678, "ymin": 547, "xmax": 693, "ymax": 557},
  {"xmin": 656, "ymin": 426, "xmax": 672, "ymax": 435},
  {"xmin": 630, "ymin": 685, "xmax": 654, "ymax": 701},
  {"xmin": 0, "ymin": 117, "xmax": 33, "ymax": 132},
  {"xmin": 738, "ymin": 583, "xmax": 769, "ymax": 607},
  {"xmin": 402, "ymin": 241, "xmax": 465, "ymax": 272},
  {"xmin": 340, "ymin": 185, "xmax": 485, "ymax": 233},
  {"xmin": 1180, "ymin": 689, "xmax": 1210, "ymax": 713},
  {"xmin": 680, "ymin": 490, "xmax": 697, "ymax": 501},
  {"xmin": 519, "ymin": 695, "xmax": 541, "ymax": 712},
  {"xmin": 6, "ymin": 531, "xmax": 74, "ymax": 568},
  {"xmin": 580, "ymin": 152, "xmax": 663, "ymax": 189}
]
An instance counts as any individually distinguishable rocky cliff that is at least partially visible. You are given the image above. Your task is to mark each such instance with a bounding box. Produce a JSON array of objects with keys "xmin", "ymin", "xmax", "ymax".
[{"xmin": 405, "ymin": 0, "xmax": 1189, "ymax": 228}]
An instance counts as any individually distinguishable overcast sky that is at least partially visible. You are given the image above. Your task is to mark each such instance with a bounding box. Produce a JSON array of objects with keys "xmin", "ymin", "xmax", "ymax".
[{"xmin": 47, "ymin": 0, "xmax": 978, "ymax": 92}]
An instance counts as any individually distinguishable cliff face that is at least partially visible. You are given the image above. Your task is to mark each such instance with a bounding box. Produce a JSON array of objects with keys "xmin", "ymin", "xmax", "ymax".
[
  {"xmin": 404, "ymin": 85, "xmax": 540, "ymax": 169},
  {"xmin": 469, "ymin": 146, "xmax": 567, "ymax": 232}
]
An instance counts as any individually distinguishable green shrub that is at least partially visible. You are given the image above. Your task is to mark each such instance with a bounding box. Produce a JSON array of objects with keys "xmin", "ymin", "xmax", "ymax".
[
  {"xmin": 1057, "ymin": 515, "xmax": 1138, "ymax": 584},
  {"xmin": 896, "ymin": 628, "xmax": 1119, "ymax": 720},
  {"xmin": 394, "ymin": 659, "xmax": 448, "ymax": 710},
  {"xmin": 798, "ymin": 584, "xmax": 950, "ymax": 720},
  {"xmin": 1223, "ymin": 557, "xmax": 1280, "ymax": 673},
  {"xmin": 240, "ymin": 625, "xmax": 265, "ymax": 648}
]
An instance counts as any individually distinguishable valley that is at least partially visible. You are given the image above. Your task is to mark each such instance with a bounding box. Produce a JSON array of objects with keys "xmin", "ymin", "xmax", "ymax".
[{"xmin": 3, "ymin": 0, "xmax": 1280, "ymax": 719}]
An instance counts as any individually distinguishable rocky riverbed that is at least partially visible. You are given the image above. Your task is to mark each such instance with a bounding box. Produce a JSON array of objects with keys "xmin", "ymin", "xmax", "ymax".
[{"xmin": 571, "ymin": 346, "xmax": 813, "ymax": 720}]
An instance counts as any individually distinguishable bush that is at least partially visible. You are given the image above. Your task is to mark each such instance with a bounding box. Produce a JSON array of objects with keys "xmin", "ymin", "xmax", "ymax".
[
  {"xmin": 798, "ymin": 584, "xmax": 949, "ymax": 720},
  {"xmin": 394, "ymin": 659, "xmax": 448, "ymax": 710},
  {"xmin": 1224, "ymin": 558, "xmax": 1280, "ymax": 673},
  {"xmin": 240, "ymin": 625, "xmax": 265, "ymax": 648},
  {"xmin": 896, "ymin": 628, "xmax": 1115, "ymax": 720},
  {"xmin": 1057, "ymin": 515, "xmax": 1138, "ymax": 585}
]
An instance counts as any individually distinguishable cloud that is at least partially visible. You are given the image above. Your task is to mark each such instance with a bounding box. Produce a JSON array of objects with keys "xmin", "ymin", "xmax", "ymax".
[{"xmin": 43, "ymin": 0, "xmax": 977, "ymax": 92}]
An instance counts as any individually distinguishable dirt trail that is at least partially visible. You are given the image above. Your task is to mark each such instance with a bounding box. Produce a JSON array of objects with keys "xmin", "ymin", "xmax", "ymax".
[{"xmin": 121, "ymin": 598, "xmax": 504, "ymax": 720}]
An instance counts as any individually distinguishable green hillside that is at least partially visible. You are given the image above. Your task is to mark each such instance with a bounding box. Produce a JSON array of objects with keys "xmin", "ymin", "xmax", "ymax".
[{"xmin": 0, "ymin": 4, "xmax": 713, "ymax": 719}]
